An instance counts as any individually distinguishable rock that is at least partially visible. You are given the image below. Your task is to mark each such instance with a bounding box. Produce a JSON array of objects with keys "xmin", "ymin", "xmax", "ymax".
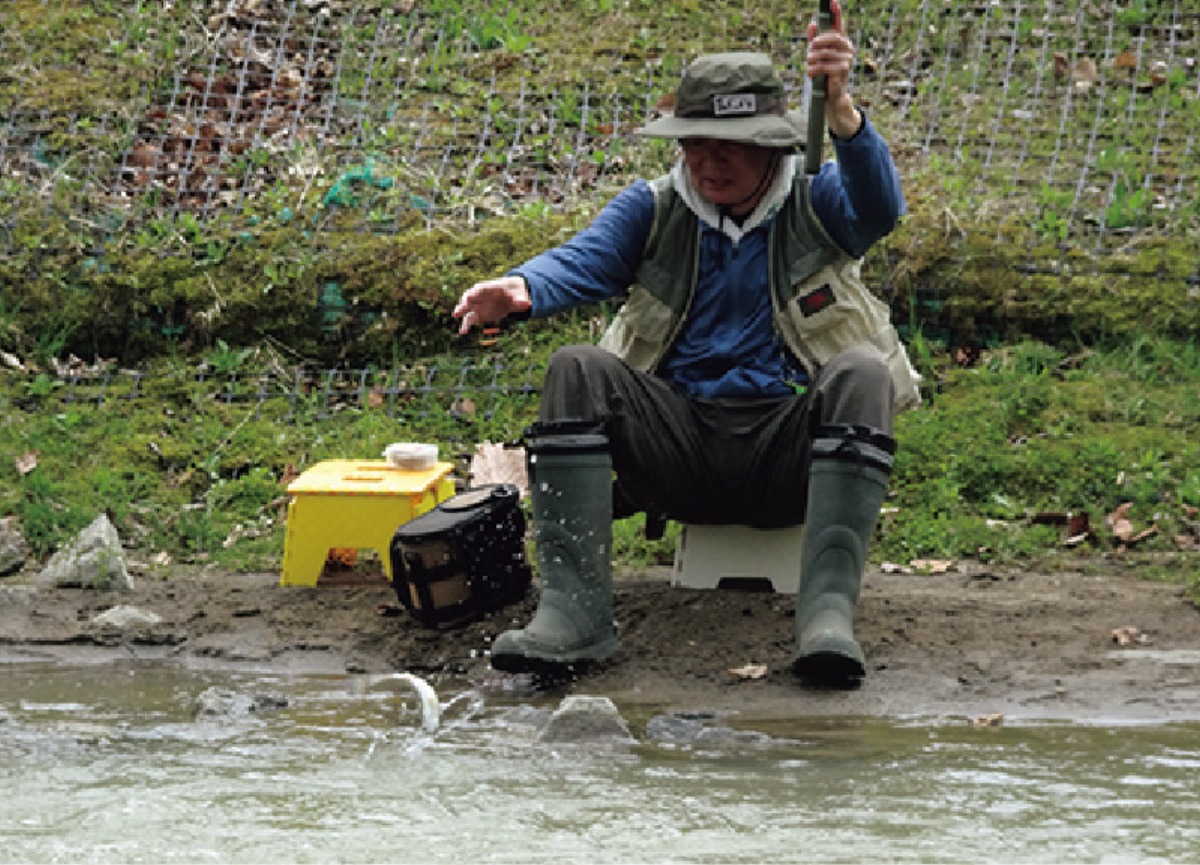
[
  {"xmin": 499, "ymin": 704, "xmax": 553, "ymax": 728},
  {"xmin": 193, "ymin": 686, "xmax": 289, "ymax": 719},
  {"xmin": 0, "ymin": 516, "xmax": 29, "ymax": 575},
  {"xmin": 646, "ymin": 710, "xmax": 773, "ymax": 746},
  {"xmin": 645, "ymin": 711, "xmax": 715, "ymax": 741},
  {"xmin": 91, "ymin": 605, "xmax": 162, "ymax": 630},
  {"xmin": 36, "ymin": 513, "xmax": 133, "ymax": 590},
  {"xmin": 536, "ymin": 694, "xmax": 635, "ymax": 745}
]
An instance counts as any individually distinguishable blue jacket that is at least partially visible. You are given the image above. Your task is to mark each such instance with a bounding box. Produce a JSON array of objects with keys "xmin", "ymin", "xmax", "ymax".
[{"xmin": 512, "ymin": 116, "xmax": 905, "ymax": 398}]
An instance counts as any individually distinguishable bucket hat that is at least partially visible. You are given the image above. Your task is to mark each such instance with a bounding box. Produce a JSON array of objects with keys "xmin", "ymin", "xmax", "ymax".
[{"xmin": 637, "ymin": 52, "xmax": 806, "ymax": 150}]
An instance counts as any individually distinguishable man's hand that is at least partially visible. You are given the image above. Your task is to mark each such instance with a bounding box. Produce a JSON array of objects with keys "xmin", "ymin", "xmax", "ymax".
[
  {"xmin": 807, "ymin": 0, "xmax": 862, "ymax": 139},
  {"xmin": 452, "ymin": 276, "xmax": 532, "ymax": 335}
]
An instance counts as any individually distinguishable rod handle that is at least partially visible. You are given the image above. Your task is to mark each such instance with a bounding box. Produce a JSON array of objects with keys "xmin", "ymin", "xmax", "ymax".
[{"xmin": 804, "ymin": 0, "xmax": 835, "ymax": 176}]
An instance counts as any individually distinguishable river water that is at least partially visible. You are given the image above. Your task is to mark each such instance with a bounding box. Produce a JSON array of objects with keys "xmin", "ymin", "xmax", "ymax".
[{"xmin": 2, "ymin": 662, "xmax": 1198, "ymax": 864}]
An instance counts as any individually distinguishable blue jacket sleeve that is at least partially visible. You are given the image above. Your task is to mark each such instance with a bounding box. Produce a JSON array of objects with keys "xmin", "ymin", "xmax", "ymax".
[
  {"xmin": 809, "ymin": 114, "xmax": 906, "ymax": 259},
  {"xmin": 508, "ymin": 180, "xmax": 655, "ymax": 317}
]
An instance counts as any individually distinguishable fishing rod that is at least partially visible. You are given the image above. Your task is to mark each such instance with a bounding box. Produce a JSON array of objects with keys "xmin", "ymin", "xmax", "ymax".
[{"xmin": 804, "ymin": 0, "xmax": 833, "ymax": 176}]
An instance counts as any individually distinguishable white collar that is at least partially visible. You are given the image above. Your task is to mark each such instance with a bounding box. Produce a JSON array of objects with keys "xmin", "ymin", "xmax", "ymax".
[{"xmin": 671, "ymin": 153, "xmax": 797, "ymax": 243}]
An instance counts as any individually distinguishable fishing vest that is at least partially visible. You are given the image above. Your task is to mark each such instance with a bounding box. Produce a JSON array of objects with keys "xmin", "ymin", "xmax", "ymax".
[{"xmin": 596, "ymin": 173, "xmax": 922, "ymax": 414}]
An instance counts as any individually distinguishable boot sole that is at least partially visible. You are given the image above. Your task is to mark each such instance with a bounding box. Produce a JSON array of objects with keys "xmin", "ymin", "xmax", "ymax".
[
  {"xmin": 490, "ymin": 654, "xmax": 617, "ymax": 688},
  {"xmin": 792, "ymin": 650, "xmax": 866, "ymax": 690},
  {"xmin": 490, "ymin": 637, "xmax": 621, "ymax": 678}
]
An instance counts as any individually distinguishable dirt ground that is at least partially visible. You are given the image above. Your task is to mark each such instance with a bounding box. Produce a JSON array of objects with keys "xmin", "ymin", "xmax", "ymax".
[{"xmin": 3, "ymin": 557, "xmax": 1200, "ymax": 725}]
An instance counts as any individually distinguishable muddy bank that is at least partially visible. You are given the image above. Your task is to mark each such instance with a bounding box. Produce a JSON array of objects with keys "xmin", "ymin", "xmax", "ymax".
[{"xmin": 2, "ymin": 560, "xmax": 1199, "ymax": 725}]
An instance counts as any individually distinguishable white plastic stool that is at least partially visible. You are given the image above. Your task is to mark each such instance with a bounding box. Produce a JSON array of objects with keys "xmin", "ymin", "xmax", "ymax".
[{"xmin": 671, "ymin": 523, "xmax": 804, "ymax": 594}]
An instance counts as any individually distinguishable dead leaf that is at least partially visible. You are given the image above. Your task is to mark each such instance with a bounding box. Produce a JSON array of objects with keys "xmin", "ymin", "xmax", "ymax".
[
  {"xmin": 727, "ymin": 664, "xmax": 769, "ymax": 680},
  {"xmin": 1067, "ymin": 512, "xmax": 1092, "ymax": 537},
  {"xmin": 1073, "ymin": 57, "xmax": 1098, "ymax": 91},
  {"xmin": 15, "ymin": 451, "xmax": 38, "ymax": 476},
  {"xmin": 1111, "ymin": 626, "xmax": 1150, "ymax": 646},
  {"xmin": 971, "ymin": 713, "xmax": 1005, "ymax": 727},
  {"xmin": 326, "ymin": 547, "xmax": 358, "ymax": 568},
  {"xmin": 1113, "ymin": 50, "xmax": 1138, "ymax": 74},
  {"xmin": 260, "ymin": 494, "xmax": 290, "ymax": 516},
  {"xmin": 910, "ymin": 559, "xmax": 954, "ymax": 574},
  {"xmin": 128, "ymin": 142, "xmax": 160, "ymax": 168},
  {"xmin": 951, "ymin": 345, "xmax": 981, "ymax": 367},
  {"xmin": 1128, "ymin": 526, "xmax": 1158, "ymax": 545},
  {"xmin": 222, "ymin": 524, "xmax": 247, "ymax": 549},
  {"xmin": 1073, "ymin": 57, "xmax": 1097, "ymax": 82},
  {"xmin": 1063, "ymin": 511, "xmax": 1096, "ymax": 546},
  {"xmin": 469, "ymin": 443, "xmax": 528, "ymax": 497},
  {"xmin": 1053, "ymin": 51, "xmax": 1071, "ymax": 78},
  {"xmin": 1106, "ymin": 502, "xmax": 1134, "ymax": 541}
]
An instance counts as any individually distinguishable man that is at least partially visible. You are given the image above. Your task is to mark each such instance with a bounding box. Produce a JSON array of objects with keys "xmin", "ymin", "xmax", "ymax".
[{"xmin": 453, "ymin": 0, "xmax": 920, "ymax": 689}]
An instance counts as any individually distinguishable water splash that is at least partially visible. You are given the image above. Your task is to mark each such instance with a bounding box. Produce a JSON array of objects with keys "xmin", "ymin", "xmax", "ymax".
[
  {"xmin": 371, "ymin": 672, "xmax": 441, "ymax": 732},
  {"xmin": 438, "ymin": 690, "xmax": 486, "ymax": 735}
]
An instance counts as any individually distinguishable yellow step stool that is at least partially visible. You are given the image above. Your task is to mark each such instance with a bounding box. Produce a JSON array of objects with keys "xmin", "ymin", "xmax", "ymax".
[{"xmin": 280, "ymin": 459, "xmax": 456, "ymax": 587}]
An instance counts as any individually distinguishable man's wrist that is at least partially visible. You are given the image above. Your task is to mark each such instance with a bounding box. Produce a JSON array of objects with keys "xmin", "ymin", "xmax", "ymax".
[
  {"xmin": 504, "ymin": 272, "xmax": 534, "ymax": 321},
  {"xmin": 827, "ymin": 97, "xmax": 863, "ymax": 140}
]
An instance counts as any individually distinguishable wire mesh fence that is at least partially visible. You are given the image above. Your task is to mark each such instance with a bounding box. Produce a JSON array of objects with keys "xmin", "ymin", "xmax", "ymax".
[
  {"xmin": 2, "ymin": 0, "xmax": 1198, "ymax": 322},
  {"xmin": 10, "ymin": 356, "xmax": 542, "ymax": 423}
]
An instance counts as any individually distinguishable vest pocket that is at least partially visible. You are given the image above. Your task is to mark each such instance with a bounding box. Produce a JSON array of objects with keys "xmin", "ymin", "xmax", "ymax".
[
  {"xmin": 784, "ymin": 265, "xmax": 883, "ymax": 352},
  {"xmin": 597, "ymin": 287, "xmax": 676, "ymax": 372},
  {"xmin": 782, "ymin": 263, "xmax": 922, "ymax": 413}
]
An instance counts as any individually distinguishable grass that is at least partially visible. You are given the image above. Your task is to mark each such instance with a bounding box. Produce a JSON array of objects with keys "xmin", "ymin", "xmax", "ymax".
[
  {"xmin": 2, "ymin": 334, "xmax": 1198, "ymax": 605},
  {"xmin": 0, "ymin": 1, "xmax": 1198, "ymax": 605}
]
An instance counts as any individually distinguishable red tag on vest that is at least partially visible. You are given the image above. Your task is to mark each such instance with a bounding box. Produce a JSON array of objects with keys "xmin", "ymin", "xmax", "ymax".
[{"xmin": 798, "ymin": 284, "xmax": 836, "ymax": 316}]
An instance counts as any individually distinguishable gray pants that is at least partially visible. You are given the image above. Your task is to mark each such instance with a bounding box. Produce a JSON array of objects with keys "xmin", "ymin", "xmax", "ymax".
[{"xmin": 537, "ymin": 344, "xmax": 894, "ymax": 528}]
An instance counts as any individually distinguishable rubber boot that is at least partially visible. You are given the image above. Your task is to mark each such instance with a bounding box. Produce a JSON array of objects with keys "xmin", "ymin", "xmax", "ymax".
[
  {"xmin": 792, "ymin": 426, "xmax": 894, "ymax": 689},
  {"xmin": 490, "ymin": 421, "xmax": 619, "ymax": 675}
]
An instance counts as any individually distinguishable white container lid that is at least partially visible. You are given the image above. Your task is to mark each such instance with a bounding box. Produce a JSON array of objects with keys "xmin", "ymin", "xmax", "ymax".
[{"xmin": 382, "ymin": 442, "xmax": 438, "ymax": 470}]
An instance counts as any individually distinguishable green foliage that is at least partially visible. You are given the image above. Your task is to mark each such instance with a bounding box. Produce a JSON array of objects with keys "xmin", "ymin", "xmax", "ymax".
[
  {"xmin": 612, "ymin": 517, "xmax": 680, "ymax": 573},
  {"xmin": 885, "ymin": 336, "xmax": 1200, "ymax": 577},
  {"xmin": 0, "ymin": 1, "xmax": 165, "ymax": 112},
  {"xmin": 3, "ymin": 336, "xmax": 1198, "ymax": 591},
  {"xmin": 1, "ymin": 0, "xmax": 1198, "ymax": 597},
  {"xmin": 13, "ymin": 471, "xmax": 91, "ymax": 558},
  {"xmin": 3, "ymin": 0, "xmax": 1199, "ymax": 363},
  {"xmin": 877, "ymin": 511, "xmax": 1064, "ymax": 565},
  {"xmin": 0, "ymin": 186, "xmax": 595, "ymax": 364},
  {"xmin": 463, "ymin": 10, "xmax": 532, "ymax": 53}
]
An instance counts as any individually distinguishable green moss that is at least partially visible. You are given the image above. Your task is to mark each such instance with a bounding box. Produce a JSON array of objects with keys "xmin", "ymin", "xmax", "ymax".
[
  {"xmin": 874, "ymin": 173, "xmax": 1200, "ymax": 349},
  {"xmin": 0, "ymin": 195, "xmax": 589, "ymax": 365},
  {"xmin": 0, "ymin": 1, "xmax": 161, "ymax": 114},
  {"xmin": 2, "ymin": 0, "xmax": 1198, "ymax": 365}
]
